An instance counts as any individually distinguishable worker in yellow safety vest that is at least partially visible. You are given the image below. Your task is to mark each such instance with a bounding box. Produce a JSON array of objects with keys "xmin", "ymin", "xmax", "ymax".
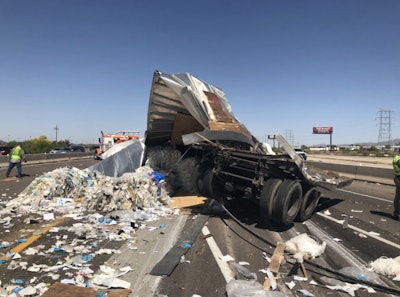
[
  {"xmin": 5, "ymin": 144, "xmax": 26, "ymax": 178},
  {"xmin": 392, "ymin": 148, "xmax": 400, "ymax": 221}
]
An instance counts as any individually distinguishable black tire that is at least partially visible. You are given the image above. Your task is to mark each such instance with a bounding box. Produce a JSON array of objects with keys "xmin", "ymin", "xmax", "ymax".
[
  {"xmin": 296, "ymin": 187, "xmax": 320, "ymax": 222},
  {"xmin": 259, "ymin": 178, "xmax": 283, "ymax": 223},
  {"xmin": 272, "ymin": 180, "xmax": 302, "ymax": 226},
  {"xmin": 196, "ymin": 168, "xmax": 208, "ymax": 196},
  {"xmin": 202, "ymin": 169, "xmax": 217, "ymax": 199}
]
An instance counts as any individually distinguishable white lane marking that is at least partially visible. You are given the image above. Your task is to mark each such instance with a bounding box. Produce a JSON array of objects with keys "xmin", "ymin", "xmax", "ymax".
[
  {"xmin": 316, "ymin": 212, "xmax": 400, "ymax": 250},
  {"xmin": 338, "ymin": 188, "xmax": 392, "ymax": 203},
  {"xmin": 202, "ymin": 226, "xmax": 235, "ymax": 283}
]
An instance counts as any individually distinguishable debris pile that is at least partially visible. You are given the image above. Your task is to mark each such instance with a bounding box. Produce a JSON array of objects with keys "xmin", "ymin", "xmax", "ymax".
[
  {"xmin": 3, "ymin": 166, "xmax": 170, "ymax": 215},
  {"xmin": 0, "ymin": 165, "xmax": 173, "ymax": 297}
]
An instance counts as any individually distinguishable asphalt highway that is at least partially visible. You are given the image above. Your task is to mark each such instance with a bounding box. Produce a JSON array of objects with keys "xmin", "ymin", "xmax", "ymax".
[{"xmin": 0, "ymin": 156, "xmax": 399, "ymax": 297}]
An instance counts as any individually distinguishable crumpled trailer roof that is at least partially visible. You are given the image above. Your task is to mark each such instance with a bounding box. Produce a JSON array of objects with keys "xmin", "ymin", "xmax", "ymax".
[{"xmin": 145, "ymin": 71, "xmax": 257, "ymax": 147}]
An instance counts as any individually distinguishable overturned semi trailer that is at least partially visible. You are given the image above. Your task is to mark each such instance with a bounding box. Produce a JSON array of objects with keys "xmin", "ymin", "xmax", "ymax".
[{"xmin": 144, "ymin": 71, "xmax": 351, "ymax": 226}]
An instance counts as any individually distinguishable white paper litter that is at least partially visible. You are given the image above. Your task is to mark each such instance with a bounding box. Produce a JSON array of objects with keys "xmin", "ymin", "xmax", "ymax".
[
  {"xmin": 219, "ymin": 255, "xmax": 235, "ymax": 262},
  {"xmin": 298, "ymin": 289, "xmax": 314, "ymax": 296},
  {"xmin": 92, "ymin": 274, "xmax": 131, "ymax": 289},
  {"xmin": 17, "ymin": 286, "xmax": 37, "ymax": 296},
  {"xmin": 285, "ymin": 281, "xmax": 296, "ymax": 289},
  {"xmin": 266, "ymin": 268, "xmax": 277, "ymax": 290}
]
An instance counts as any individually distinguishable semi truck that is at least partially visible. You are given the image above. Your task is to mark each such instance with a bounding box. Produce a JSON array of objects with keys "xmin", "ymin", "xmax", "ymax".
[
  {"xmin": 94, "ymin": 131, "xmax": 140, "ymax": 160},
  {"xmin": 143, "ymin": 71, "xmax": 351, "ymax": 226}
]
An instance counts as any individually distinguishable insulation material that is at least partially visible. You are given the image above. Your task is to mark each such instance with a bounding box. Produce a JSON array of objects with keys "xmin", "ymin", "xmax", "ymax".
[
  {"xmin": 285, "ymin": 233, "xmax": 326, "ymax": 259},
  {"xmin": 369, "ymin": 256, "xmax": 400, "ymax": 280}
]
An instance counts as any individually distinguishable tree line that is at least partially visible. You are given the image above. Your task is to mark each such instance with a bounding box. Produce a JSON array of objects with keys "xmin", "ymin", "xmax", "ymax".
[{"xmin": 2, "ymin": 136, "xmax": 75, "ymax": 154}]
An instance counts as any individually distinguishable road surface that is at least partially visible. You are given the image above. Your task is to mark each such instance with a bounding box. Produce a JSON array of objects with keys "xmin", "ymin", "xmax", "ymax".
[{"xmin": 0, "ymin": 156, "xmax": 399, "ymax": 297}]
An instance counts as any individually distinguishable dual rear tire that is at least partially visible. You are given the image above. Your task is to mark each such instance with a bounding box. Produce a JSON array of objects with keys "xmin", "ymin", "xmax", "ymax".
[{"xmin": 259, "ymin": 179, "xmax": 320, "ymax": 226}]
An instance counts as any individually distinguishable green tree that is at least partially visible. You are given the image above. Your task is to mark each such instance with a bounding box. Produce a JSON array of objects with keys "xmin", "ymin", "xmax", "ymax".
[
  {"xmin": 52, "ymin": 139, "xmax": 71, "ymax": 148},
  {"xmin": 22, "ymin": 136, "xmax": 53, "ymax": 154}
]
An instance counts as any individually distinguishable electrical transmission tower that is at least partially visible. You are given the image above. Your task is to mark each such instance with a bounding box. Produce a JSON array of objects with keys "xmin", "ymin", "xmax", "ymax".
[
  {"xmin": 285, "ymin": 129, "xmax": 294, "ymax": 147},
  {"xmin": 377, "ymin": 109, "xmax": 393, "ymax": 146}
]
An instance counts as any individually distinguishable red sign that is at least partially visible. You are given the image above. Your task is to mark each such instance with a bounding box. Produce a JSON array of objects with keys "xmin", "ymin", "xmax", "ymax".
[{"xmin": 313, "ymin": 126, "xmax": 333, "ymax": 134}]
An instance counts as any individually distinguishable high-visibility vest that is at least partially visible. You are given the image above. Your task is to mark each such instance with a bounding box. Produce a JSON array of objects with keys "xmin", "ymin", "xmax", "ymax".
[
  {"xmin": 10, "ymin": 146, "xmax": 23, "ymax": 161},
  {"xmin": 393, "ymin": 155, "xmax": 400, "ymax": 176}
]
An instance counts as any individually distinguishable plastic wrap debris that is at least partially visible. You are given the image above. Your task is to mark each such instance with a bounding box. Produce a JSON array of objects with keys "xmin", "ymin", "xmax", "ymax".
[
  {"xmin": 285, "ymin": 233, "xmax": 326, "ymax": 259},
  {"xmin": 338, "ymin": 266, "xmax": 378, "ymax": 282},
  {"xmin": 369, "ymin": 256, "xmax": 400, "ymax": 280},
  {"xmin": 226, "ymin": 279, "xmax": 288, "ymax": 297},
  {"xmin": 320, "ymin": 276, "xmax": 375, "ymax": 296},
  {"xmin": 231, "ymin": 262, "xmax": 257, "ymax": 280},
  {"xmin": 2, "ymin": 166, "xmax": 171, "ymax": 216}
]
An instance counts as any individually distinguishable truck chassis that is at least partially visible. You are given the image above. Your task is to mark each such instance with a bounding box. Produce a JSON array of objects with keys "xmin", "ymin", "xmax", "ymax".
[{"xmin": 176, "ymin": 132, "xmax": 349, "ymax": 226}]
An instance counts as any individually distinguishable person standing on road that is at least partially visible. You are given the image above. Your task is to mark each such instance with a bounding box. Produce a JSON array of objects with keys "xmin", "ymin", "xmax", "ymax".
[
  {"xmin": 5, "ymin": 144, "xmax": 25, "ymax": 178},
  {"xmin": 393, "ymin": 148, "xmax": 400, "ymax": 220}
]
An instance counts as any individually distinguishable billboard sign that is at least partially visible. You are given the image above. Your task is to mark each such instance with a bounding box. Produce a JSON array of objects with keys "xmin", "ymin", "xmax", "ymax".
[{"xmin": 313, "ymin": 126, "xmax": 333, "ymax": 134}]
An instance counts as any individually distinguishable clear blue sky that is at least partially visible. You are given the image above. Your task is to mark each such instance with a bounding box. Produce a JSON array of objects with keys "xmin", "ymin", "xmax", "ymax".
[{"xmin": 1, "ymin": 0, "xmax": 399, "ymax": 146}]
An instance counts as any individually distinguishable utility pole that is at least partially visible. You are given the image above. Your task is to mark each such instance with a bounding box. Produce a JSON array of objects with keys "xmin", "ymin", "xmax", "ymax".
[
  {"xmin": 54, "ymin": 125, "xmax": 59, "ymax": 144},
  {"xmin": 377, "ymin": 110, "xmax": 393, "ymax": 146}
]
